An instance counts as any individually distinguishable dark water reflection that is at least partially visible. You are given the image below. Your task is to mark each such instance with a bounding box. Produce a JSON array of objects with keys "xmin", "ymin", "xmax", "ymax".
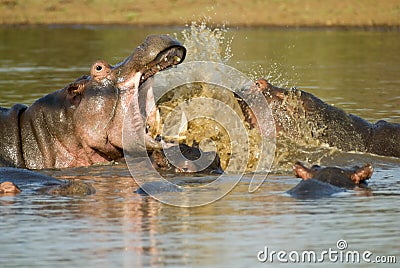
[{"xmin": 1, "ymin": 26, "xmax": 400, "ymax": 267}]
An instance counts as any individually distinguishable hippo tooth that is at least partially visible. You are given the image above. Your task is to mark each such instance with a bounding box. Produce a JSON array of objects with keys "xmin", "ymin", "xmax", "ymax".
[
  {"xmin": 164, "ymin": 57, "xmax": 168, "ymax": 62},
  {"xmin": 174, "ymin": 56, "xmax": 181, "ymax": 62},
  {"xmin": 157, "ymin": 64, "xmax": 161, "ymax": 70}
]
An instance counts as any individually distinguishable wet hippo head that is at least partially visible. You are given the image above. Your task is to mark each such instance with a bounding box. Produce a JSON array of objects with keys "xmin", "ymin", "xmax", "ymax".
[
  {"xmin": 249, "ymin": 78, "xmax": 287, "ymax": 104},
  {"xmin": 238, "ymin": 78, "xmax": 284, "ymax": 130},
  {"xmin": 293, "ymin": 161, "xmax": 374, "ymax": 188},
  {"xmin": 287, "ymin": 162, "xmax": 374, "ymax": 199},
  {"xmin": 18, "ymin": 35, "xmax": 186, "ymax": 169},
  {"xmin": 249, "ymin": 78, "xmax": 270, "ymax": 92},
  {"xmin": 73, "ymin": 36, "xmax": 186, "ymax": 153}
]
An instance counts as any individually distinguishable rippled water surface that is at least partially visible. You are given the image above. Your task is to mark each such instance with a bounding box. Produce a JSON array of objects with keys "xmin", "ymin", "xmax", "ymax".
[{"xmin": 0, "ymin": 26, "xmax": 399, "ymax": 267}]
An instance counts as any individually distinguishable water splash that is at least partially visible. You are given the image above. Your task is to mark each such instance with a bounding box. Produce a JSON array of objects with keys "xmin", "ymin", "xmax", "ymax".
[
  {"xmin": 177, "ymin": 20, "xmax": 295, "ymax": 88},
  {"xmin": 178, "ymin": 20, "xmax": 233, "ymax": 63},
  {"xmin": 163, "ymin": 21, "xmax": 332, "ymax": 172},
  {"xmin": 246, "ymin": 62, "xmax": 297, "ymax": 89}
]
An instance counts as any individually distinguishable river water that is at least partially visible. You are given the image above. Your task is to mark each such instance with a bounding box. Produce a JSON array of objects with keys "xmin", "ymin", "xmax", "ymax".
[{"xmin": 0, "ymin": 25, "xmax": 399, "ymax": 267}]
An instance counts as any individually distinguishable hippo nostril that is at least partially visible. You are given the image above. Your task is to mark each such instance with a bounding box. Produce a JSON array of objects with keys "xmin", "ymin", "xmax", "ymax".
[{"xmin": 96, "ymin": 65, "xmax": 103, "ymax": 71}]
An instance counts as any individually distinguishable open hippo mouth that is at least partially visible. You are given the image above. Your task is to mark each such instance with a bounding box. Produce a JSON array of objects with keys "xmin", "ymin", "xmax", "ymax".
[
  {"xmin": 140, "ymin": 46, "xmax": 186, "ymax": 85},
  {"xmin": 135, "ymin": 45, "xmax": 187, "ymax": 151},
  {"xmin": 105, "ymin": 35, "xmax": 187, "ymax": 158}
]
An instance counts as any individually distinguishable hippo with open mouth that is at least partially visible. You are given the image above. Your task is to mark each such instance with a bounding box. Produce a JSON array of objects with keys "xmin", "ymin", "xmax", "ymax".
[
  {"xmin": 0, "ymin": 35, "xmax": 186, "ymax": 169},
  {"xmin": 241, "ymin": 78, "xmax": 400, "ymax": 158},
  {"xmin": 0, "ymin": 35, "xmax": 185, "ymax": 195},
  {"xmin": 287, "ymin": 162, "xmax": 373, "ymax": 198}
]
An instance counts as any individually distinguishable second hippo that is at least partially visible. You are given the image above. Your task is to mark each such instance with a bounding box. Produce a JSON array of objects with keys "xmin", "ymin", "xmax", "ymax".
[{"xmin": 240, "ymin": 78, "xmax": 400, "ymax": 158}]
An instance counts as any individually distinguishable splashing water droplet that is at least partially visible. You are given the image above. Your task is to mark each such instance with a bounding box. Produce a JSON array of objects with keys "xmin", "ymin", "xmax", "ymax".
[{"xmin": 178, "ymin": 20, "xmax": 233, "ymax": 63}]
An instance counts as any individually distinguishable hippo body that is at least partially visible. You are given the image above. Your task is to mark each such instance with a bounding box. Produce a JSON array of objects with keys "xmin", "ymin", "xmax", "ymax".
[
  {"xmin": 0, "ymin": 35, "xmax": 186, "ymax": 170},
  {"xmin": 135, "ymin": 180, "xmax": 183, "ymax": 195},
  {"xmin": 0, "ymin": 105, "xmax": 27, "ymax": 167},
  {"xmin": 243, "ymin": 79, "xmax": 400, "ymax": 158},
  {"xmin": 286, "ymin": 179, "xmax": 345, "ymax": 199},
  {"xmin": 0, "ymin": 167, "xmax": 95, "ymax": 195},
  {"xmin": 287, "ymin": 162, "xmax": 373, "ymax": 198}
]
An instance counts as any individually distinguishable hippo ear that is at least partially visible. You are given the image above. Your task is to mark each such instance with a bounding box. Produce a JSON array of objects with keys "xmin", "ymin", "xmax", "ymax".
[
  {"xmin": 293, "ymin": 162, "xmax": 314, "ymax": 180},
  {"xmin": 67, "ymin": 82, "xmax": 85, "ymax": 106},
  {"xmin": 350, "ymin": 163, "xmax": 374, "ymax": 184}
]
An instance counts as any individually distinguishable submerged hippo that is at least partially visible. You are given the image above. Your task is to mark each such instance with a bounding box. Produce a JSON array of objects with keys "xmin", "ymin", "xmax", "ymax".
[
  {"xmin": 0, "ymin": 168, "xmax": 95, "ymax": 196},
  {"xmin": 0, "ymin": 35, "xmax": 186, "ymax": 169},
  {"xmin": 149, "ymin": 143, "xmax": 224, "ymax": 174},
  {"xmin": 287, "ymin": 161, "xmax": 373, "ymax": 198},
  {"xmin": 241, "ymin": 78, "xmax": 400, "ymax": 158},
  {"xmin": 136, "ymin": 144, "xmax": 224, "ymax": 195}
]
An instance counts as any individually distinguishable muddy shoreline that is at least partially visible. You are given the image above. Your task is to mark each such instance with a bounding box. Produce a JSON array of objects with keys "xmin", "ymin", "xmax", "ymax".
[
  {"xmin": 1, "ymin": 0, "xmax": 399, "ymax": 29},
  {"xmin": 1, "ymin": 23, "xmax": 399, "ymax": 32}
]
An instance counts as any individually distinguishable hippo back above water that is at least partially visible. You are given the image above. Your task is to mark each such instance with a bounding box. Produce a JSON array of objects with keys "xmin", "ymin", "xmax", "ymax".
[
  {"xmin": 0, "ymin": 35, "xmax": 186, "ymax": 169},
  {"xmin": 240, "ymin": 78, "xmax": 400, "ymax": 158},
  {"xmin": 0, "ymin": 167, "xmax": 95, "ymax": 196}
]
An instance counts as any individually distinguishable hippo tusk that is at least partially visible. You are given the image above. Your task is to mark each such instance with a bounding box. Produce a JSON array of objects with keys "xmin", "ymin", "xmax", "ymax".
[{"xmin": 174, "ymin": 56, "xmax": 181, "ymax": 62}]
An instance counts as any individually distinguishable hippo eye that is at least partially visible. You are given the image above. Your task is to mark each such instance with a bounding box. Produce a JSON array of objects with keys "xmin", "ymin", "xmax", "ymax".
[{"xmin": 96, "ymin": 65, "xmax": 103, "ymax": 72}]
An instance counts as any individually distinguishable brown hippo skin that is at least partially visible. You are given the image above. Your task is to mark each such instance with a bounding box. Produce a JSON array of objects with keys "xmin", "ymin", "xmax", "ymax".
[
  {"xmin": 287, "ymin": 162, "xmax": 373, "ymax": 198},
  {"xmin": 243, "ymin": 78, "xmax": 400, "ymax": 158},
  {"xmin": 0, "ymin": 35, "xmax": 186, "ymax": 169}
]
